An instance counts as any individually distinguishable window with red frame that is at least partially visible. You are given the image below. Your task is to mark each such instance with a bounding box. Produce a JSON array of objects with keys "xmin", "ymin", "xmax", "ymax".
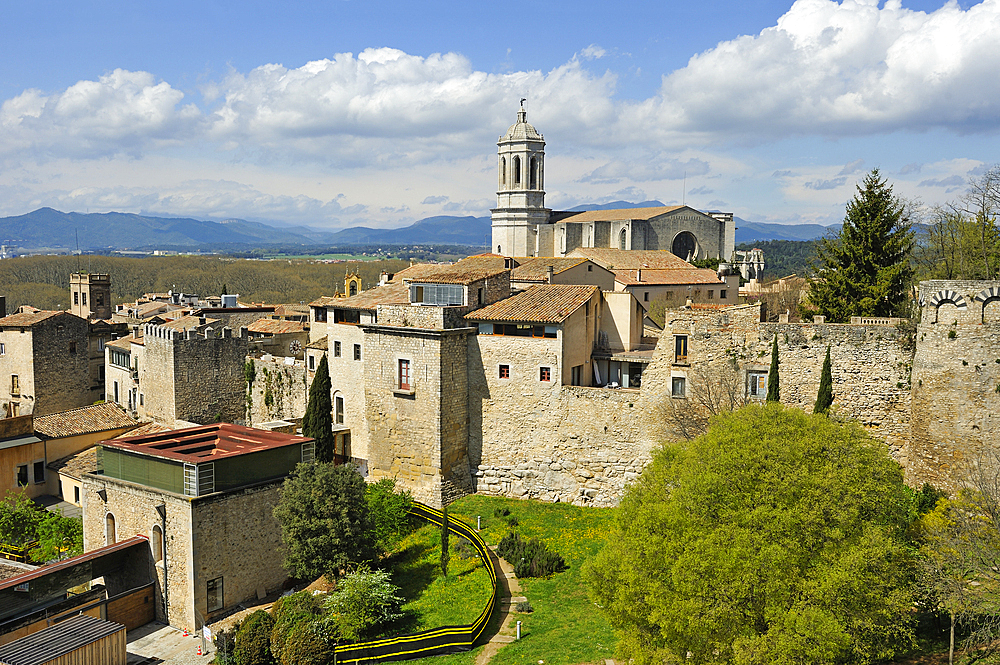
[
  {"xmin": 398, "ymin": 359, "xmax": 412, "ymax": 390},
  {"xmin": 539, "ymin": 366, "xmax": 551, "ymax": 382}
]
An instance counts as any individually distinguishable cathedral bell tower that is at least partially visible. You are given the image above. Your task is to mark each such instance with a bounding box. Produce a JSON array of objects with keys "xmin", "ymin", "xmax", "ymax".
[{"xmin": 491, "ymin": 104, "xmax": 549, "ymax": 257}]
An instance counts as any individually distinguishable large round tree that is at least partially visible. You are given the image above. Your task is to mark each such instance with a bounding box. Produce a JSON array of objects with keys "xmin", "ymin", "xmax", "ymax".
[
  {"xmin": 809, "ymin": 168, "xmax": 915, "ymax": 322},
  {"xmin": 586, "ymin": 404, "xmax": 915, "ymax": 665}
]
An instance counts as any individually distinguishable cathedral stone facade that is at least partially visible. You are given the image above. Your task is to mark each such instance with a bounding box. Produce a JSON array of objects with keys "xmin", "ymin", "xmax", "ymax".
[{"xmin": 490, "ymin": 108, "xmax": 736, "ymax": 261}]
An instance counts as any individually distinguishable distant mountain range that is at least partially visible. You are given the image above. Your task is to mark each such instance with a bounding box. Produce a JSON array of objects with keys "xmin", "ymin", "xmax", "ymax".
[{"xmin": 0, "ymin": 205, "xmax": 840, "ymax": 252}]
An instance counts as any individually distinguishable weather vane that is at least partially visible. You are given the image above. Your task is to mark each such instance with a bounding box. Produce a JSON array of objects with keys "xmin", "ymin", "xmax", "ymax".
[{"xmin": 520, "ymin": 97, "xmax": 526, "ymax": 109}]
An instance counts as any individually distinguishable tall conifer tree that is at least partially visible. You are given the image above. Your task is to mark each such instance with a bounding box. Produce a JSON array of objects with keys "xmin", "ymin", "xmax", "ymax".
[
  {"xmin": 766, "ymin": 336, "xmax": 780, "ymax": 403},
  {"xmin": 809, "ymin": 168, "xmax": 915, "ymax": 322},
  {"xmin": 303, "ymin": 354, "xmax": 334, "ymax": 462},
  {"xmin": 814, "ymin": 346, "xmax": 834, "ymax": 414}
]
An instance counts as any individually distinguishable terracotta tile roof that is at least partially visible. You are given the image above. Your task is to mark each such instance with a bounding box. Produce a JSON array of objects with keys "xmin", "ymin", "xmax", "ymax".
[
  {"xmin": 274, "ymin": 304, "xmax": 310, "ymax": 316},
  {"xmin": 568, "ymin": 248, "xmax": 693, "ymax": 270},
  {"xmin": 313, "ymin": 282, "xmax": 410, "ymax": 311},
  {"xmin": 511, "ymin": 258, "xmax": 590, "ymax": 282},
  {"xmin": 46, "ymin": 447, "xmax": 99, "ymax": 479},
  {"xmin": 466, "ymin": 284, "xmax": 598, "ymax": 324},
  {"xmin": 306, "ymin": 335, "xmax": 328, "ymax": 350},
  {"xmin": 396, "ymin": 255, "xmax": 509, "ymax": 285},
  {"xmin": 136, "ymin": 301, "xmax": 182, "ymax": 318},
  {"xmin": 0, "ymin": 310, "xmax": 63, "ymax": 327},
  {"xmin": 33, "ymin": 403, "xmax": 139, "ymax": 439},
  {"xmin": 247, "ymin": 319, "xmax": 306, "ymax": 334},
  {"xmin": 106, "ymin": 334, "xmax": 137, "ymax": 351},
  {"xmin": 612, "ymin": 268, "xmax": 724, "ymax": 286},
  {"xmin": 159, "ymin": 314, "xmax": 219, "ymax": 331},
  {"xmin": 556, "ymin": 205, "xmax": 685, "ymax": 223}
]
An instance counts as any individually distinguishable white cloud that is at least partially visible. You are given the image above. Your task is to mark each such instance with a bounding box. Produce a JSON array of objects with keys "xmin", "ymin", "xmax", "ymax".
[
  {"xmin": 658, "ymin": 0, "xmax": 1000, "ymax": 139},
  {"xmin": 422, "ymin": 195, "xmax": 449, "ymax": 204},
  {"xmin": 838, "ymin": 158, "xmax": 865, "ymax": 175},
  {"xmin": 578, "ymin": 44, "xmax": 607, "ymax": 61},
  {"xmin": 579, "ymin": 157, "xmax": 710, "ymax": 184}
]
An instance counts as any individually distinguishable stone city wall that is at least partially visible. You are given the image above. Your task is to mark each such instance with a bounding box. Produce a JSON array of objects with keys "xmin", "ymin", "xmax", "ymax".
[
  {"xmin": 246, "ymin": 356, "xmax": 308, "ymax": 427},
  {"xmin": 29, "ymin": 315, "xmax": 91, "ymax": 416}
]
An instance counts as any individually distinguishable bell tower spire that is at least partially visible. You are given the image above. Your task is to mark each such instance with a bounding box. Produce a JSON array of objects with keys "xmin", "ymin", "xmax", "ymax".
[{"xmin": 491, "ymin": 104, "xmax": 549, "ymax": 257}]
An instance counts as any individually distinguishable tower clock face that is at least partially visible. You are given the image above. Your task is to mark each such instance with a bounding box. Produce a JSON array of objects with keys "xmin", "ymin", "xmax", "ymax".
[{"xmin": 289, "ymin": 339, "xmax": 302, "ymax": 354}]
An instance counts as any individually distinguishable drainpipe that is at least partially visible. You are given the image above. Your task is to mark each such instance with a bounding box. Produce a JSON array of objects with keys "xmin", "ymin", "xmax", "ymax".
[{"xmin": 155, "ymin": 503, "xmax": 168, "ymax": 624}]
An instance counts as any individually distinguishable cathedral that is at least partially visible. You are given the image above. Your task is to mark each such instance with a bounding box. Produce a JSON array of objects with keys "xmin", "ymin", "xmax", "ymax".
[{"xmin": 490, "ymin": 107, "xmax": 736, "ymax": 261}]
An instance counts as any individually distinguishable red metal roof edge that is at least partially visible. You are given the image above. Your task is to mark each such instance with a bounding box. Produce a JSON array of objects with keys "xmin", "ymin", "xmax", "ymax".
[
  {"xmin": 102, "ymin": 422, "xmax": 314, "ymax": 464},
  {"xmin": 0, "ymin": 536, "xmax": 148, "ymax": 591}
]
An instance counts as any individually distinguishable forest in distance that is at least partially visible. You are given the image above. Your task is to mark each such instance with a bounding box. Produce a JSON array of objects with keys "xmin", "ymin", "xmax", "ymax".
[{"xmin": 0, "ymin": 255, "xmax": 411, "ymax": 313}]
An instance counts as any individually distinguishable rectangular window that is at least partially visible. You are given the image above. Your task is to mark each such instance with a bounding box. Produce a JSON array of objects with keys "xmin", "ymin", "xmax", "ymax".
[
  {"xmin": 587, "ymin": 264, "xmax": 593, "ymax": 272},
  {"xmin": 109, "ymin": 349, "xmax": 130, "ymax": 368},
  {"xmin": 333, "ymin": 309, "xmax": 360, "ymax": 325},
  {"xmin": 139, "ymin": 393, "xmax": 144, "ymax": 406},
  {"xmin": 335, "ymin": 396, "xmax": 344, "ymax": 424},
  {"xmin": 74, "ymin": 486, "xmax": 80, "ymax": 504},
  {"xmin": 478, "ymin": 288, "xmax": 484, "ymax": 306},
  {"xmin": 312, "ymin": 307, "xmax": 327, "ymax": 323},
  {"xmin": 10, "ymin": 375, "xmax": 18, "ymax": 395},
  {"xmin": 748, "ymin": 372, "xmax": 768, "ymax": 399},
  {"xmin": 410, "ymin": 283, "xmax": 465, "ymax": 306},
  {"xmin": 99, "ymin": 338, "xmax": 106, "ymax": 351},
  {"xmin": 0, "ymin": 343, "xmax": 5, "ymax": 355},
  {"xmin": 571, "ymin": 365, "xmax": 582, "ymax": 386},
  {"xmin": 73, "ymin": 292, "xmax": 79, "ymax": 305},
  {"xmin": 113, "ymin": 380, "xmax": 119, "ymax": 404},
  {"xmin": 69, "ymin": 341, "xmax": 77, "ymax": 353},
  {"xmin": 721, "ymin": 289, "xmax": 727, "ymax": 299},
  {"xmin": 98, "ymin": 366, "xmax": 105, "ymax": 381},
  {"xmin": 308, "ymin": 354, "xmax": 315, "ymax": 371},
  {"xmin": 672, "ymin": 376, "xmax": 687, "ymax": 397},
  {"xmin": 644, "ymin": 292, "xmax": 650, "ymax": 302},
  {"xmin": 334, "ymin": 341, "xmax": 341, "ymax": 357},
  {"xmin": 708, "ymin": 290, "xmax": 714, "ymax": 300},
  {"xmin": 539, "ymin": 366, "xmax": 551, "ymax": 382},
  {"xmin": 16, "ymin": 465, "xmax": 27, "ymax": 487},
  {"xmin": 398, "ymin": 359, "xmax": 412, "ymax": 391},
  {"xmin": 499, "ymin": 365, "xmax": 510, "ymax": 379},
  {"xmin": 82, "ymin": 293, "xmax": 87, "ymax": 306},
  {"xmin": 354, "ymin": 344, "xmax": 361, "ymax": 361},
  {"xmin": 674, "ymin": 335, "xmax": 688, "ymax": 364},
  {"xmin": 207, "ymin": 577, "xmax": 224, "ymax": 613},
  {"xmin": 32, "ymin": 461, "xmax": 44, "ymax": 484}
]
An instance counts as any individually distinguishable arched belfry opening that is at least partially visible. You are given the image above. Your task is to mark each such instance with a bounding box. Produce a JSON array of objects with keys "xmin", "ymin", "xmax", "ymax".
[
  {"xmin": 529, "ymin": 157, "xmax": 537, "ymax": 189},
  {"xmin": 500, "ymin": 157, "xmax": 506, "ymax": 187},
  {"xmin": 513, "ymin": 156, "xmax": 521, "ymax": 187}
]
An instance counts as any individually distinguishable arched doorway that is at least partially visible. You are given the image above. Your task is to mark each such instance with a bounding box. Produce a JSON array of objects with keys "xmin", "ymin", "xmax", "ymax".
[{"xmin": 672, "ymin": 232, "xmax": 698, "ymax": 260}]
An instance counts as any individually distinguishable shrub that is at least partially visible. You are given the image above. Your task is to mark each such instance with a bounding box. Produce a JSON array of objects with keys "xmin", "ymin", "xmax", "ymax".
[
  {"xmin": 233, "ymin": 610, "xmax": 275, "ymax": 665},
  {"xmin": 506, "ymin": 515, "xmax": 519, "ymax": 527},
  {"xmin": 366, "ymin": 478, "xmax": 413, "ymax": 556},
  {"xmin": 213, "ymin": 621, "xmax": 240, "ymax": 665},
  {"xmin": 493, "ymin": 506, "xmax": 511, "ymax": 518},
  {"xmin": 452, "ymin": 538, "xmax": 476, "ymax": 559},
  {"xmin": 270, "ymin": 591, "xmax": 321, "ymax": 662},
  {"xmin": 322, "ymin": 566, "xmax": 404, "ymax": 642},
  {"xmin": 515, "ymin": 600, "xmax": 533, "ymax": 613},
  {"xmin": 279, "ymin": 625, "xmax": 334, "ymax": 665},
  {"xmin": 497, "ymin": 531, "xmax": 568, "ymax": 578}
]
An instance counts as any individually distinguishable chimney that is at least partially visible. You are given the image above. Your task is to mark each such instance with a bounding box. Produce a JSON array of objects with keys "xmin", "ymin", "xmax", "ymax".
[
  {"xmin": 637, "ymin": 268, "xmax": 642, "ymax": 282},
  {"xmin": 546, "ymin": 266, "xmax": 554, "ymax": 284},
  {"xmin": 199, "ymin": 315, "xmax": 207, "ymax": 326}
]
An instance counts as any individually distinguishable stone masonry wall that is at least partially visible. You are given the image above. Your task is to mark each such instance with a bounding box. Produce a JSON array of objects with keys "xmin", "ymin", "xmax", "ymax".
[
  {"xmin": 82, "ymin": 473, "xmax": 193, "ymax": 629},
  {"xmin": 325, "ymin": 322, "xmax": 370, "ymax": 461},
  {"xmin": 908, "ymin": 280, "xmax": 1000, "ymax": 490},
  {"xmin": 246, "ymin": 356, "xmax": 308, "ymax": 427},
  {"xmin": 190, "ymin": 482, "xmax": 288, "ymax": 624}
]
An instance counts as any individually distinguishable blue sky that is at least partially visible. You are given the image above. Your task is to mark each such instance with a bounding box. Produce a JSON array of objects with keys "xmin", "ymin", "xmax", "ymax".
[{"xmin": 1, "ymin": 0, "xmax": 997, "ymax": 230}]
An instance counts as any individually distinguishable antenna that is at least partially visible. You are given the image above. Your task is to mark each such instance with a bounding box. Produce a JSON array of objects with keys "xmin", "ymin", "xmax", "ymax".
[
  {"xmin": 682, "ymin": 172, "xmax": 687, "ymax": 206},
  {"xmin": 75, "ymin": 229, "xmax": 80, "ymax": 273}
]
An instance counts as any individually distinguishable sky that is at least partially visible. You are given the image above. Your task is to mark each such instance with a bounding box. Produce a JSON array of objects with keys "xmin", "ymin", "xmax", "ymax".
[{"xmin": 2, "ymin": 0, "xmax": 999, "ymax": 231}]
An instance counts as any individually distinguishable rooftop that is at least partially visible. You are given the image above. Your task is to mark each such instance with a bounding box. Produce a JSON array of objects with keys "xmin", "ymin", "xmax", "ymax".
[
  {"xmin": 466, "ymin": 284, "xmax": 598, "ymax": 324},
  {"xmin": 568, "ymin": 248, "xmax": 694, "ymax": 271},
  {"xmin": 511, "ymin": 257, "xmax": 592, "ymax": 282},
  {"xmin": 311, "ymin": 281, "xmax": 410, "ymax": 311},
  {"xmin": 158, "ymin": 314, "xmax": 219, "ymax": 331},
  {"xmin": 0, "ymin": 613, "xmax": 124, "ymax": 665},
  {"xmin": 556, "ymin": 205, "xmax": 685, "ymax": 223},
  {"xmin": 33, "ymin": 402, "xmax": 138, "ymax": 439},
  {"xmin": 106, "ymin": 333, "xmax": 141, "ymax": 350},
  {"xmin": 247, "ymin": 319, "xmax": 306, "ymax": 335},
  {"xmin": 612, "ymin": 268, "xmax": 724, "ymax": 286},
  {"xmin": 102, "ymin": 422, "xmax": 313, "ymax": 465},
  {"xmin": 305, "ymin": 335, "xmax": 329, "ymax": 350},
  {"xmin": 0, "ymin": 310, "xmax": 65, "ymax": 328},
  {"xmin": 396, "ymin": 255, "xmax": 509, "ymax": 285},
  {"xmin": 47, "ymin": 446, "xmax": 99, "ymax": 479}
]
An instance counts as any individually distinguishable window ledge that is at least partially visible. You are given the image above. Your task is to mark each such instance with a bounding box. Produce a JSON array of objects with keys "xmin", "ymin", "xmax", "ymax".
[
  {"xmin": 672, "ymin": 362, "xmax": 690, "ymax": 367},
  {"xmin": 393, "ymin": 388, "xmax": 415, "ymax": 397}
]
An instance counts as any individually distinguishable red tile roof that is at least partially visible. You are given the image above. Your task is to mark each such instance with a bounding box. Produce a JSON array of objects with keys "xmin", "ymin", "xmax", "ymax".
[
  {"xmin": 311, "ymin": 282, "xmax": 410, "ymax": 310},
  {"xmin": 568, "ymin": 248, "xmax": 693, "ymax": 270},
  {"xmin": 556, "ymin": 205, "xmax": 684, "ymax": 222},
  {"xmin": 0, "ymin": 310, "xmax": 65, "ymax": 327},
  {"xmin": 510, "ymin": 258, "xmax": 591, "ymax": 282},
  {"xmin": 33, "ymin": 403, "xmax": 138, "ymax": 439},
  {"xmin": 466, "ymin": 284, "xmax": 598, "ymax": 324},
  {"xmin": 612, "ymin": 268, "xmax": 724, "ymax": 286},
  {"xmin": 247, "ymin": 319, "xmax": 306, "ymax": 334},
  {"xmin": 396, "ymin": 255, "xmax": 509, "ymax": 285},
  {"xmin": 103, "ymin": 422, "xmax": 313, "ymax": 464}
]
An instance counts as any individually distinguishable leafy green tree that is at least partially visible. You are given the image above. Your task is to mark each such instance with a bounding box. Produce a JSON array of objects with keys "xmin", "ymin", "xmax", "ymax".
[
  {"xmin": 272, "ymin": 462, "xmax": 373, "ymax": 581},
  {"xmin": 586, "ymin": 404, "xmax": 916, "ymax": 665},
  {"xmin": 440, "ymin": 505, "xmax": 450, "ymax": 578},
  {"xmin": 0, "ymin": 492, "xmax": 45, "ymax": 545},
  {"xmin": 233, "ymin": 610, "xmax": 276, "ymax": 665},
  {"xmin": 766, "ymin": 335, "xmax": 780, "ymax": 403},
  {"xmin": 814, "ymin": 346, "xmax": 833, "ymax": 414},
  {"xmin": 809, "ymin": 168, "xmax": 915, "ymax": 321},
  {"xmin": 302, "ymin": 354, "xmax": 334, "ymax": 462},
  {"xmin": 279, "ymin": 626, "xmax": 334, "ymax": 665},
  {"xmin": 269, "ymin": 591, "xmax": 321, "ymax": 663},
  {"xmin": 366, "ymin": 478, "xmax": 413, "ymax": 556},
  {"xmin": 321, "ymin": 566, "xmax": 404, "ymax": 642}
]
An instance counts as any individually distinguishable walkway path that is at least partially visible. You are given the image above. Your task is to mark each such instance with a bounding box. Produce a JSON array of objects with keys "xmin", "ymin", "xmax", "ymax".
[{"xmin": 475, "ymin": 546, "xmax": 528, "ymax": 665}]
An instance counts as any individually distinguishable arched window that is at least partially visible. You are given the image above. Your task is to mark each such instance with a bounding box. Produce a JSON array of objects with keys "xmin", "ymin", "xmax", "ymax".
[
  {"xmin": 151, "ymin": 525, "xmax": 163, "ymax": 563},
  {"xmin": 500, "ymin": 157, "xmax": 506, "ymax": 187},
  {"xmin": 513, "ymin": 156, "xmax": 521, "ymax": 186},
  {"xmin": 619, "ymin": 228, "xmax": 628, "ymax": 250},
  {"xmin": 529, "ymin": 157, "xmax": 537, "ymax": 189},
  {"xmin": 349, "ymin": 282, "xmax": 357, "ymax": 297},
  {"xmin": 106, "ymin": 513, "xmax": 117, "ymax": 546},
  {"xmin": 672, "ymin": 231, "xmax": 697, "ymax": 260},
  {"xmin": 497, "ymin": 245, "xmax": 502, "ymax": 254}
]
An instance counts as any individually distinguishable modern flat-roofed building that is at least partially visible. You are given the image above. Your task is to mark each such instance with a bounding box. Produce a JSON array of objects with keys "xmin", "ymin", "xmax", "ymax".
[{"xmin": 82, "ymin": 423, "xmax": 316, "ymax": 631}]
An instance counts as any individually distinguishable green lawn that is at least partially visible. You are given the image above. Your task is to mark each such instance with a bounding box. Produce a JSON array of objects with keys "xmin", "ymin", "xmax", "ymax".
[
  {"xmin": 420, "ymin": 495, "xmax": 618, "ymax": 665},
  {"xmin": 386, "ymin": 521, "xmax": 493, "ymax": 631}
]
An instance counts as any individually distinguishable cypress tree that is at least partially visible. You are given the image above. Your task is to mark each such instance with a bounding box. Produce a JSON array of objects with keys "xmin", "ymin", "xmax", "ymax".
[
  {"xmin": 814, "ymin": 346, "xmax": 834, "ymax": 414},
  {"xmin": 303, "ymin": 354, "xmax": 334, "ymax": 462},
  {"xmin": 440, "ymin": 505, "xmax": 450, "ymax": 578},
  {"xmin": 766, "ymin": 336, "xmax": 780, "ymax": 403}
]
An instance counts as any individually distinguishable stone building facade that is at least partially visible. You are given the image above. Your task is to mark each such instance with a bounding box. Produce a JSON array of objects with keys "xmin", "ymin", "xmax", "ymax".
[{"xmin": 0, "ymin": 311, "xmax": 91, "ymax": 417}]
